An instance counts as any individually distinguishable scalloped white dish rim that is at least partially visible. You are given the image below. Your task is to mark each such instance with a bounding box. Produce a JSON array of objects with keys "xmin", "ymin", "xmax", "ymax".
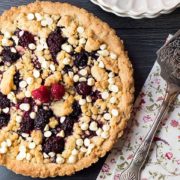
[
  {"xmin": 91, "ymin": 0, "xmax": 180, "ymax": 19},
  {"xmin": 96, "ymin": 0, "xmax": 180, "ymax": 15}
]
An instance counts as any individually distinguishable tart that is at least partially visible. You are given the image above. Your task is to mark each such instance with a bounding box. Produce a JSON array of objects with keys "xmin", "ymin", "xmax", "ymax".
[{"xmin": 0, "ymin": 1, "xmax": 134, "ymax": 177}]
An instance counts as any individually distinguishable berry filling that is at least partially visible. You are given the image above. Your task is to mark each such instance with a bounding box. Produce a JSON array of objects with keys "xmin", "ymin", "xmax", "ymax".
[
  {"xmin": 0, "ymin": 92, "xmax": 10, "ymax": 108},
  {"xmin": 17, "ymin": 30, "xmax": 35, "ymax": 48},
  {"xmin": 43, "ymin": 136, "xmax": 65, "ymax": 154},
  {"xmin": 74, "ymin": 51, "xmax": 88, "ymax": 68},
  {"xmin": 1, "ymin": 47, "xmax": 21, "ymax": 64},
  {"xmin": 63, "ymin": 65, "xmax": 72, "ymax": 73},
  {"xmin": 47, "ymin": 27, "xmax": 66, "ymax": 60},
  {"xmin": 91, "ymin": 90, "xmax": 101, "ymax": 102},
  {"xmin": 0, "ymin": 113, "xmax": 10, "ymax": 129},
  {"xmin": 34, "ymin": 108, "xmax": 53, "ymax": 130},
  {"xmin": 13, "ymin": 71, "xmax": 21, "ymax": 91},
  {"xmin": 75, "ymin": 82, "xmax": 92, "ymax": 97},
  {"xmin": 20, "ymin": 114, "xmax": 34, "ymax": 134}
]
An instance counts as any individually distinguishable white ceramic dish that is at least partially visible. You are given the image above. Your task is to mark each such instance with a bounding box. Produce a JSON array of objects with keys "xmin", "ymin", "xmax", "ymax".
[{"xmin": 91, "ymin": 0, "xmax": 180, "ymax": 19}]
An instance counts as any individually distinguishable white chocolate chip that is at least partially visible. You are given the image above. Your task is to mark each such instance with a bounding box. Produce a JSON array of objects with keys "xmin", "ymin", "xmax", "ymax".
[
  {"xmin": 80, "ymin": 122, "xmax": 89, "ymax": 131},
  {"xmin": 50, "ymin": 64, "xmax": 55, "ymax": 72},
  {"xmin": 87, "ymin": 78, "xmax": 95, "ymax": 86},
  {"xmin": 20, "ymin": 103, "xmax": 30, "ymax": 111},
  {"xmin": 97, "ymin": 50, "xmax": 109, "ymax": 57},
  {"xmin": 60, "ymin": 116, "xmax": 66, "ymax": 123},
  {"xmin": 79, "ymin": 99, "xmax": 86, "ymax": 106},
  {"xmin": 26, "ymin": 77, "xmax": 34, "ymax": 85},
  {"xmin": 67, "ymin": 155, "xmax": 77, "ymax": 164},
  {"xmin": 2, "ymin": 107, "xmax": 9, "ymax": 113},
  {"xmin": 96, "ymin": 128, "xmax": 103, "ymax": 136},
  {"xmin": 33, "ymin": 69, "xmax": 40, "ymax": 78},
  {"xmin": 73, "ymin": 74, "xmax": 79, "ymax": 82},
  {"xmin": 28, "ymin": 43, "xmax": 36, "ymax": 50},
  {"xmin": 1, "ymin": 141, "xmax": 7, "ymax": 148},
  {"xmin": 0, "ymin": 146, "xmax": 7, "ymax": 154},
  {"xmin": 110, "ymin": 52, "xmax": 117, "ymax": 60},
  {"xmin": 16, "ymin": 151, "xmax": 26, "ymax": 160},
  {"xmin": 44, "ymin": 125, "xmax": 49, "ymax": 131},
  {"xmin": 101, "ymin": 131, "xmax": 109, "ymax": 139},
  {"xmin": 26, "ymin": 153, "xmax": 32, "ymax": 161},
  {"xmin": 27, "ymin": 13, "xmax": 34, "ymax": 20},
  {"xmin": 102, "ymin": 124, "xmax": 110, "ymax": 131},
  {"xmin": 4, "ymin": 32, "xmax": 11, "ymax": 39},
  {"xmin": 79, "ymin": 77, "xmax": 86, "ymax": 82},
  {"xmin": 79, "ymin": 38, "xmax": 86, "ymax": 44},
  {"xmin": 57, "ymin": 130, "xmax": 65, "ymax": 138},
  {"xmin": 100, "ymin": 44, "xmax": 107, "ymax": 50},
  {"xmin": 46, "ymin": 17, "xmax": 53, "ymax": 26},
  {"xmin": 72, "ymin": 149, "xmax": 78, "ymax": 155},
  {"xmin": 6, "ymin": 139, "xmax": 12, "ymax": 147},
  {"xmin": 56, "ymin": 155, "xmax": 65, "ymax": 164},
  {"xmin": 110, "ymin": 97, "xmax": 116, "ymax": 104},
  {"xmin": 109, "ymin": 85, "xmax": 119, "ymax": 93},
  {"xmin": 80, "ymin": 147, "xmax": 87, "ymax": 153},
  {"xmin": 35, "ymin": 13, "xmax": 42, "ymax": 21},
  {"xmin": 41, "ymin": 20, "xmax": 48, "ymax": 27},
  {"xmin": 79, "ymin": 69, "xmax": 88, "ymax": 76},
  {"xmin": 22, "ymin": 133, "xmax": 29, "ymax": 138},
  {"xmin": 44, "ymin": 131, "xmax": 52, "ymax": 138},
  {"xmin": 30, "ymin": 112, "xmax": 36, "ymax": 119},
  {"xmin": 19, "ymin": 80, "xmax": 27, "ymax": 88},
  {"xmin": 25, "ymin": 91, "xmax": 31, "ymax": 98},
  {"xmin": 77, "ymin": 26, "xmax": 84, "ymax": 34},
  {"xmin": 62, "ymin": 57, "xmax": 71, "ymax": 65},
  {"xmin": 29, "ymin": 142, "xmax": 36, "ymax": 149},
  {"xmin": 101, "ymin": 91, "xmax": 109, "ymax": 100},
  {"xmin": 98, "ymin": 61, "xmax": 105, "ymax": 68},
  {"xmin": 84, "ymin": 138, "xmax": 90, "ymax": 147},
  {"xmin": 108, "ymin": 78, "xmax": 115, "ymax": 84},
  {"xmin": 16, "ymin": 115, "xmax": 22, "ymax": 123},
  {"xmin": 19, "ymin": 145, "xmax": 26, "ymax": 152},
  {"xmin": 108, "ymin": 72, "xmax": 114, "ymax": 78},
  {"xmin": 103, "ymin": 113, "xmax": 111, "ymax": 121},
  {"xmin": 49, "ymin": 152, "xmax": 55, "ymax": 158},
  {"xmin": 61, "ymin": 44, "xmax": 73, "ymax": 53},
  {"xmin": 86, "ymin": 96, "xmax": 92, "ymax": 103},
  {"xmin": 76, "ymin": 139, "xmax": 83, "ymax": 147},
  {"xmin": 43, "ymin": 153, "xmax": 49, "ymax": 159},
  {"xmin": 89, "ymin": 121, "xmax": 98, "ymax": 131},
  {"xmin": 111, "ymin": 109, "xmax": 119, "ymax": 117}
]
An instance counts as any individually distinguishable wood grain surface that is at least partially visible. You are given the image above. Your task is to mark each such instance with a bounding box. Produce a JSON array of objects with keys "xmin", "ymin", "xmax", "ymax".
[{"xmin": 0, "ymin": 0, "xmax": 179, "ymax": 180}]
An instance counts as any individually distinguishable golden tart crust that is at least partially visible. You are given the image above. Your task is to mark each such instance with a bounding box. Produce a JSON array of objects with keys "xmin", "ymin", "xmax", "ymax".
[{"xmin": 0, "ymin": 1, "xmax": 134, "ymax": 177}]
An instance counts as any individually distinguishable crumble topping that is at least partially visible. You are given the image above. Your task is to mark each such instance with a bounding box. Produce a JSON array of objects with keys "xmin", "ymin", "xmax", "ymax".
[{"xmin": 0, "ymin": 8, "xmax": 130, "ymax": 168}]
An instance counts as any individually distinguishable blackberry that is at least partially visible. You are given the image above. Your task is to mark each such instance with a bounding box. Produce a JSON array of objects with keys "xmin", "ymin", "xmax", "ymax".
[
  {"xmin": 74, "ymin": 51, "xmax": 88, "ymax": 68},
  {"xmin": 13, "ymin": 71, "xmax": 21, "ymax": 90},
  {"xmin": 34, "ymin": 108, "xmax": 53, "ymax": 130},
  {"xmin": 47, "ymin": 27, "xmax": 66, "ymax": 60},
  {"xmin": 20, "ymin": 115, "xmax": 34, "ymax": 133},
  {"xmin": 43, "ymin": 136, "xmax": 65, "ymax": 154},
  {"xmin": 63, "ymin": 65, "xmax": 72, "ymax": 73},
  {"xmin": 0, "ymin": 113, "xmax": 10, "ymax": 129},
  {"xmin": 18, "ymin": 31, "xmax": 35, "ymax": 48},
  {"xmin": 1, "ymin": 47, "xmax": 20, "ymax": 64},
  {"xmin": 0, "ymin": 92, "xmax": 10, "ymax": 108},
  {"xmin": 91, "ymin": 90, "xmax": 101, "ymax": 102},
  {"xmin": 75, "ymin": 82, "xmax": 92, "ymax": 97}
]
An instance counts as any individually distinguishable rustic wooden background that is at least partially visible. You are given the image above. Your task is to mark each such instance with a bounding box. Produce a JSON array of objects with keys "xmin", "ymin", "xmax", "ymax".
[{"xmin": 0, "ymin": 0, "xmax": 179, "ymax": 180}]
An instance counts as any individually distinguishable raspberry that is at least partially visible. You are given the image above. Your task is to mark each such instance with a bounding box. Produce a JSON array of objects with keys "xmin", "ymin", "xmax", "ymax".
[
  {"xmin": 32, "ymin": 86, "xmax": 51, "ymax": 103},
  {"xmin": 43, "ymin": 136, "xmax": 65, "ymax": 154},
  {"xmin": 0, "ymin": 113, "xmax": 10, "ymax": 129},
  {"xmin": 1, "ymin": 47, "xmax": 21, "ymax": 64},
  {"xmin": 51, "ymin": 83, "xmax": 65, "ymax": 100}
]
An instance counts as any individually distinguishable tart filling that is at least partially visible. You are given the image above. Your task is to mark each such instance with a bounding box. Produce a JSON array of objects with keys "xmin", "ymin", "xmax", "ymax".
[{"xmin": 0, "ymin": 1, "xmax": 134, "ymax": 177}]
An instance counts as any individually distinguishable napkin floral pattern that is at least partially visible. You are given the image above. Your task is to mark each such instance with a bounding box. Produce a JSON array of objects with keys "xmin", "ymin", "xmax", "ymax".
[{"xmin": 97, "ymin": 62, "xmax": 180, "ymax": 180}]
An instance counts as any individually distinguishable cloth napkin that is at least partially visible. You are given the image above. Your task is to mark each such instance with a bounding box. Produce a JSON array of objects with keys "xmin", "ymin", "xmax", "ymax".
[{"xmin": 97, "ymin": 52, "xmax": 180, "ymax": 179}]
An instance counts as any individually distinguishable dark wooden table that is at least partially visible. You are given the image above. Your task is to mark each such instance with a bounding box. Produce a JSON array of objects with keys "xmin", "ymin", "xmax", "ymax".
[{"xmin": 0, "ymin": 0, "xmax": 179, "ymax": 180}]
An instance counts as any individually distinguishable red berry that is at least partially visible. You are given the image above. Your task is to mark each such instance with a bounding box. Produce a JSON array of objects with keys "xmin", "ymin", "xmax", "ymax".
[
  {"xmin": 51, "ymin": 83, "xmax": 65, "ymax": 100},
  {"xmin": 32, "ymin": 86, "xmax": 51, "ymax": 103}
]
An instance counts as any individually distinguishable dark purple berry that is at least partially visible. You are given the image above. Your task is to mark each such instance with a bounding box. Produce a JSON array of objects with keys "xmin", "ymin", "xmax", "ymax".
[
  {"xmin": 1, "ymin": 47, "xmax": 20, "ymax": 64},
  {"xmin": 13, "ymin": 71, "xmax": 21, "ymax": 90},
  {"xmin": 47, "ymin": 27, "xmax": 66, "ymax": 60},
  {"xmin": 32, "ymin": 58, "xmax": 41, "ymax": 69},
  {"xmin": 61, "ymin": 117, "xmax": 75, "ymax": 136},
  {"xmin": 0, "ymin": 113, "xmax": 10, "ymax": 129},
  {"xmin": 20, "ymin": 115, "xmax": 34, "ymax": 133},
  {"xmin": 91, "ymin": 90, "xmax": 101, "ymax": 102},
  {"xmin": 43, "ymin": 136, "xmax": 65, "ymax": 154},
  {"xmin": 18, "ymin": 31, "xmax": 35, "ymax": 48},
  {"xmin": 75, "ymin": 82, "xmax": 92, "ymax": 97},
  {"xmin": 34, "ymin": 108, "xmax": 53, "ymax": 130},
  {"xmin": 0, "ymin": 92, "xmax": 10, "ymax": 108},
  {"xmin": 74, "ymin": 51, "xmax": 88, "ymax": 68},
  {"xmin": 63, "ymin": 65, "xmax": 72, "ymax": 73},
  {"xmin": 71, "ymin": 101, "xmax": 81, "ymax": 118}
]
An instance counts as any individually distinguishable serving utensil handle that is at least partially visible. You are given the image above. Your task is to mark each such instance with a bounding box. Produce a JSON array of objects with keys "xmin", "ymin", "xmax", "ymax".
[{"xmin": 120, "ymin": 83, "xmax": 179, "ymax": 180}]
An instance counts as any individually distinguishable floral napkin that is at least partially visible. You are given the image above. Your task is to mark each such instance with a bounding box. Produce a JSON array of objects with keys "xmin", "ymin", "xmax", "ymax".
[{"xmin": 97, "ymin": 60, "xmax": 180, "ymax": 179}]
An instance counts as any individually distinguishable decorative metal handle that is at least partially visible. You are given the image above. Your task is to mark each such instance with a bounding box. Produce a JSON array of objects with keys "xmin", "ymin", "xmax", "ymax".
[{"xmin": 120, "ymin": 83, "xmax": 180, "ymax": 180}]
